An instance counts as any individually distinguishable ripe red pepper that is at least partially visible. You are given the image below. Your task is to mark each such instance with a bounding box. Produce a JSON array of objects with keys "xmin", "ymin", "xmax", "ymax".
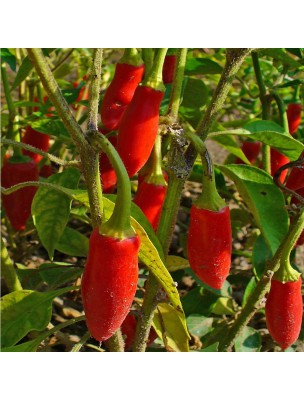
[
  {"xmin": 99, "ymin": 136, "xmax": 117, "ymax": 193},
  {"xmin": 100, "ymin": 49, "xmax": 144, "ymax": 131},
  {"xmin": 270, "ymin": 148, "xmax": 289, "ymax": 183},
  {"xmin": 39, "ymin": 164, "xmax": 52, "ymax": 178},
  {"xmin": 22, "ymin": 126, "xmax": 50, "ymax": 163},
  {"xmin": 285, "ymin": 151, "xmax": 304, "ymax": 192},
  {"xmin": 121, "ymin": 314, "xmax": 158, "ymax": 351},
  {"xmin": 236, "ymin": 141, "xmax": 261, "ymax": 164},
  {"xmin": 73, "ymin": 79, "xmax": 89, "ymax": 105},
  {"xmin": 162, "ymin": 54, "xmax": 176, "ymax": 85},
  {"xmin": 1, "ymin": 157, "xmax": 39, "ymax": 231},
  {"xmin": 81, "ymin": 229, "xmax": 140, "ymax": 342},
  {"xmin": 116, "ymin": 49, "xmax": 167, "ymax": 178},
  {"xmin": 287, "ymin": 103, "xmax": 302, "ymax": 135},
  {"xmin": 188, "ymin": 205, "xmax": 232, "ymax": 289},
  {"xmin": 265, "ymin": 277, "xmax": 303, "ymax": 350}
]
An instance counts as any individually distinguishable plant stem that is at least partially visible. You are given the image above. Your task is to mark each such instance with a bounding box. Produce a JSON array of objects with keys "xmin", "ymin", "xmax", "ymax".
[
  {"xmin": 168, "ymin": 48, "xmax": 188, "ymax": 120},
  {"xmin": 272, "ymin": 91, "xmax": 289, "ymax": 133},
  {"xmin": 142, "ymin": 49, "xmax": 154, "ymax": 74},
  {"xmin": 251, "ymin": 51, "xmax": 271, "ymax": 173},
  {"xmin": 88, "ymin": 49, "xmax": 103, "ymax": 132},
  {"xmin": 142, "ymin": 48, "xmax": 168, "ymax": 91},
  {"xmin": 219, "ymin": 207, "xmax": 304, "ymax": 351},
  {"xmin": 71, "ymin": 331, "xmax": 91, "ymax": 352},
  {"xmin": 1, "ymin": 237, "xmax": 23, "ymax": 292},
  {"xmin": 2, "ymin": 138, "xmax": 81, "ymax": 167},
  {"xmin": 51, "ymin": 48, "xmax": 74, "ymax": 72},
  {"xmin": 132, "ymin": 48, "xmax": 253, "ymax": 352}
]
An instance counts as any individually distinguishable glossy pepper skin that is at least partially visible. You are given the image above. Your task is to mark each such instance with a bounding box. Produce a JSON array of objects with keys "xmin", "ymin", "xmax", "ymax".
[
  {"xmin": 99, "ymin": 136, "xmax": 117, "ymax": 193},
  {"xmin": 187, "ymin": 205, "xmax": 232, "ymax": 290},
  {"xmin": 1, "ymin": 158, "xmax": 39, "ymax": 231},
  {"xmin": 22, "ymin": 126, "xmax": 50, "ymax": 163},
  {"xmin": 270, "ymin": 148, "xmax": 289, "ymax": 183},
  {"xmin": 265, "ymin": 277, "xmax": 303, "ymax": 350},
  {"xmin": 117, "ymin": 85, "xmax": 165, "ymax": 177},
  {"xmin": 121, "ymin": 314, "xmax": 158, "ymax": 351},
  {"xmin": 236, "ymin": 141, "xmax": 261, "ymax": 164},
  {"xmin": 285, "ymin": 151, "xmax": 304, "ymax": 192},
  {"xmin": 81, "ymin": 229, "xmax": 140, "ymax": 342},
  {"xmin": 287, "ymin": 103, "xmax": 302, "ymax": 135},
  {"xmin": 133, "ymin": 180, "xmax": 167, "ymax": 230},
  {"xmin": 100, "ymin": 63, "xmax": 145, "ymax": 131},
  {"xmin": 162, "ymin": 55, "xmax": 176, "ymax": 85}
]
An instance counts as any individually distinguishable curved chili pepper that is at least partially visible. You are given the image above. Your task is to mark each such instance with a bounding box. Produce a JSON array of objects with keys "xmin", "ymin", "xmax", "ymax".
[
  {"xmin": 236, "ymin": 141, "xmax": 261, "ymax": 164},
  {"xmin": 117, "ymin": 86, "xmax": 164, "ymax": 177},
  {"xmin": 81, "ymin": 229, "xmax": 140, "ymax": 342},
  {"xmin": 270, "ymin": 148, "xmax": 289, "ymax": 183},
  {"xmin": 285, "ymin": 151, "xmax": 304, "ymax": 192},
  {"xmin": 22, "ymin": 126, "xmax": 50, "ymax": 163},
  {"xmin": 100, "ymin": 49, "xmax": 144, "ymax": 131},
  {"xmin": 265, "ymin": 277, "xmax": 303, "ymax": 350},
  {"xmin": 121, "ymin": 314, "xmax": 158, "ymax": 351},
  {"xmin": 162, "ymin": 54, "xmax": 176, "ymax": 84},
  {"xmin": 287, "ymin": 103, "xmax": 302, "ymax": 135},
  {"xmin": 188, "ymin": 205, "xmax": 232, "ymax": 289},
  {"xmin": 1, "ymin": 157, "xmax": 39, "ymax": 231}
]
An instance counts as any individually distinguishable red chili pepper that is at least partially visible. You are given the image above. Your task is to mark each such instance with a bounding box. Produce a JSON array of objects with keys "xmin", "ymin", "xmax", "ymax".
[
  {"xmin": 39, "ymin": 164, "xmax": 53, "ymax": 178},
  {"xmin": 121, "ymin": 314, "xmax": 158, "ymax": 351},
  {"xmin": 287, "ymin": 103, "xmax": 302, "ymax": 135},
  {"xmin": 265, "ymin": 277, "xmax": 303, "ymax": 350},
  {"xmin": 285, "ymin": 151, "xmax": 304, "ymax": 192},
  {"xmin": 99, "ymin": 136, "xmax": 117, "ymax": 193},
  {"xmin": 22, "ymin": 126, "xmax": 50, "ymax": 163},
  {"xmin": 100, "ymin": 49, "xmax": 144, "ymax": 131},
  {"xmin": 1, "ymin": 157, "xmax": 39, "ymax": 231},
  {"xmin": 73, "ymin": 80, "xmax": 89, "ymax": 104},
  {"xmin": 236, "ymin": 141, "xmax": 261, "ymax": 164},
  {"xmin": 188, "ymin": 205, "xmax": 232, "ymax": 289},
  {"xmin": 270, "ymin": 148, "xmax": 289, "ymax": 183},
  {"xmin": 81, "ymin": 228, "xmax": 140, "ymax": 342},
  {"xmin": 117, "ymin": 49, "xmax": 167, "ymax": 178},
  {"xmin": 162, "ymin": 54, "xmax": 176, "ymax": 85}
]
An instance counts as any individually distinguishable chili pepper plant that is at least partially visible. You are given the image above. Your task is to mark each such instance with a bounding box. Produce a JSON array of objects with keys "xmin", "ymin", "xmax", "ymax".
[{"xmin": 1, "ymin": 48, "xmax": 303, "ymax": 352}]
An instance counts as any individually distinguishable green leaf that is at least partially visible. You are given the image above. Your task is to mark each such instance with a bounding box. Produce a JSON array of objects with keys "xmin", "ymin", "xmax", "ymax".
[
  {"xmin": 253, "ymin": 234, "xmax": 273, "ymax": 278},
  {"xmin": 179, "ymin": 77, "xmax": 209, "ymax": 128},
  {"xmin": 39, "ymin": 262, "xmax": 82, "ymax": 288},
  {"xmin": 16, "ymin": 264, "xmax": 43, "ymax": 290},
  {"xmin": 1, "ymin": 48, "xmax": 16, "ymax": 71},
  {"xmin": 199, "ymin": 342, "xmax": 219, "ymax": 352},
  {"xmin": 30, "ymin": 119, "xmax": 71, "ymax": 140},
  {"xmin": 234, "ymin": 326, "xmax": 261, "ymax": 352},
  {"xmin": 185, "ymin": 57, "xmax": 223, "ymax": 75},
  {"xmin": 55, "ymin": 227, "xmax": 89, "ymax": 257},
  {"xmin": 11, "ymin": 56, "xmax": 34, "ymax": 91},
  {"xmin": 285, "ymin": 48, "xmax": 303, "ymax": 59},
  {"xmin": 0, "ymin": 287, "xmax": 74, "ymax": 348},
  {"xmin": 1, "ymin": 113, "xmax": 9, "ymax": 127},
  {"xmin": 181, "ymin": 287, "xmax": 219, "ymax": 316},
  {"xmin": 218, "ymin": 164, "xmax": 289, "ymax": 254},
  {"xmin": 186, "ymin": 315, "xmax": 214, "ymax": 338},
  {"xmin": 61, "ymin": 88, "xmax": 82, "ymax": 105},
  {"xmin": 212, "ymin": 297, "xmax": 236, "ymax": 315},
  {"xmin": 277, "ymin": 79, "xmax": 304, "ymax": 89},
  {"xmin": 166, "ymin": 255, "xmax": 190, "ymax": 272},
  {"xmin": 186, "ymin": 268, "xmax": 232, "ymax": 298},
  {"xmin": 32, "ymin": 168, "xmax": 80, "ymax": 259},
  {"xmin": 153, "ymin": 303, "xmax": 190, "ymax": 352},
  {"xmin": 261, "ymin": 49, "xmax": 302, "ymax": 68},
  {"xmin": 211, "ymin": 135, "xmax": 250, "ymax": 164},
  {"xmin": 242, "ymin": 277, "xmax": 257, "ymax": 307}
]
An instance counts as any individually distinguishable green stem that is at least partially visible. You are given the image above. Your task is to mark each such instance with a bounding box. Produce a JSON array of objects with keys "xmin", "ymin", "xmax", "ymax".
[
  {"xmin": 26, "ymin": 48, "xmax": 87, "ymax": 152},
  {"xmin": 71, "ymin": 331, "xmax": 91, "ymax": 352},
  {"xmin": 104, "ymin": 330, "xmax": 125, "ymax": 352},
  {"xmin": 168, "ymin": 48, "xmax": 188, "ymax": 120},
  {"xmin": 88, "ymin": 131, "xmax": 134, "ymax": 239},
  {"xmin": 251, "ymin": 51, "xmax": 271, "ymax": 173},
  {"xmin": 142, "ymin": 48, "xmax": 168, "ymax": 91},
  {"xmin": 142, "ymin": 49, "xmax": 154, "ymax": 75},
  {"xmin": 1, "ymin": 238, "xmax": 23, "ymax": 292},
  {"xmin": 88, "ymin": 49, "xmax": 103, "ymax": 132},
  {"xmin": 120, "ymin": 48, "xmax": 143, "ymax": 66},
  {"xmin": 219, "ymin": 207, "xmax": 304, "ymax": 351},
  {"xmin": 272, "ymin": 91, "xmax": 290, "ymax": 134},
  {"xmin": 146, "ymin": 134, "xmax": 167, "ymax": 185},
  {"xmin": 2, "ymin": 138, "xmax": 81, "ymax": 168}
]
